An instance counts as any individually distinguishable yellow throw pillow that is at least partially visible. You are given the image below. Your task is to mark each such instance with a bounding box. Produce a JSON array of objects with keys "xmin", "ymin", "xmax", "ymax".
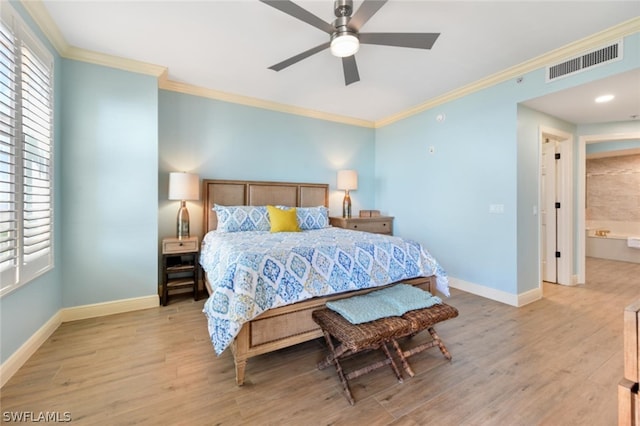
[{"xmin": 267, "ymin": 205, "xmax": 300, "ymax": 233}]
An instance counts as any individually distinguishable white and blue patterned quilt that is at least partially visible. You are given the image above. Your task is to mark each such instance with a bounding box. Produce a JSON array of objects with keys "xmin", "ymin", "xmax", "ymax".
[{"xmin": 201, "ymin": 227, "xmax": 449, "ymax": 354}]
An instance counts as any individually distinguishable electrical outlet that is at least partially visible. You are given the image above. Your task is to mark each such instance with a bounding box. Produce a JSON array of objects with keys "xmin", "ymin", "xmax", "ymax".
[{"xmin": 489, "ymin": 204, "xmax": 504, "ymax": 214}]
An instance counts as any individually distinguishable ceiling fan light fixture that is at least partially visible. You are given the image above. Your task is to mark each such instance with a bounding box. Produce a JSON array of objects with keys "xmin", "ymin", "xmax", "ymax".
[{"xmin": 330, "ymin": 33, "xmax": 359, "ymax": 57}]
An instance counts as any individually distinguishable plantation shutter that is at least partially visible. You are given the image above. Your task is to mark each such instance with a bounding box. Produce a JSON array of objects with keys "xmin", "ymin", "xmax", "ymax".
[
  {"xmin": 20, "ymin": 40, "xmax": 52, "ymax": 283},
  {"xmin": 0, "ymin": 6, "xmax": 54, "ymax": 295},
  {"xmin": 0, "ymin": 20, "xmax": 18, "ymax": 289}
]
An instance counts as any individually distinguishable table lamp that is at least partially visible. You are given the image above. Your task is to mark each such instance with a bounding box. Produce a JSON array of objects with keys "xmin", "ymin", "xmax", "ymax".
[
  {"xmin": 168, "ymin": 172, "xmax": 200, "ymax": 239},
  {"xmin": 337, "ymin": 169, "xmax": 358, "ymax": 218}
]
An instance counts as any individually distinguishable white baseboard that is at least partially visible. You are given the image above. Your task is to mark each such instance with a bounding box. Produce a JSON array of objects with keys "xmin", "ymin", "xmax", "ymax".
[
  {"xmin": 1, "ymin": 295, "xmax": 159, "ymax": 388},
  {"xmin": 60, "ymin": 295, "xmax": 159, "ymax": 322},
  {"xmin": 517, "ymin": 287, "xmax": 543, "ymax": 307},
  {"xmin": 449, "ymin": 277, "xmax": 542, "ymax": 307},
  {"xmin": 0, "ymin": 311, "xmax": 62, "ymax": 388}
]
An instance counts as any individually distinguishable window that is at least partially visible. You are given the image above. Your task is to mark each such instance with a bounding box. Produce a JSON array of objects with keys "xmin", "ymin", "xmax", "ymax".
[{"xmin": 0, "ymin": 6, "xmax": 54, "ymax": 296}]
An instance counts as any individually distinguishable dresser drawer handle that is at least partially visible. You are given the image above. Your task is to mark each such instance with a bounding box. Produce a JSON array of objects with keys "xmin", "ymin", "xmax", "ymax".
[{"xmin": 353, "ymin": 225, "xmax": 358, "ymax": 229}]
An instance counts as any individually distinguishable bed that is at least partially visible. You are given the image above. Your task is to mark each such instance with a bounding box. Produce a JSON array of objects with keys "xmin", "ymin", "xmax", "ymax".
[{"xmin": 200, "ymin": 179, "xmax": 449, "ymax": 385}]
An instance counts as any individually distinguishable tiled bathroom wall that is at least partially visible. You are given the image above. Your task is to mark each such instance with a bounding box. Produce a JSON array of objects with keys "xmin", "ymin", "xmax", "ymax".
[{"xmin": 586, "ymin": 153, "xmax": 640, "ymax": 221}]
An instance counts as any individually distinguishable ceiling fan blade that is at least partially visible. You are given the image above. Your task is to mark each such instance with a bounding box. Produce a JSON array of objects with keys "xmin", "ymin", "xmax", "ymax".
[
  {"xmin": 349, "ymin": 0, "xmax": 388, "ymax": 31},
  {"xmin": 260, "ymin": 0, "xmax": 334, "ymax": 34},
  {"xmin": 268, "ymin": 42, "xmax": 331, "ymax": 71},
  {"xmin": 342, "ymin": 55, "xmax": 360, "ymax": 86},
  {"xmin": 360, "ymin": 32, "xmax": 440, "ymax": 49}
]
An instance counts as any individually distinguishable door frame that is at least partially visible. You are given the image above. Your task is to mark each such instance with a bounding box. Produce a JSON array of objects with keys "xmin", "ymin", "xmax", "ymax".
[
  {"xmin": 577, "ymin": 131, "xmax": 640, "ymax": 283},
  {"xmin": 539, "ymin": 126, "xmax": 574, "ymax": 287}
]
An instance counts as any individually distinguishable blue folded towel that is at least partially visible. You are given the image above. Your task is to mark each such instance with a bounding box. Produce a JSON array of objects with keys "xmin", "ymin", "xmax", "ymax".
[{"xmin": 326, "ymin": 284, "xmax": 442, "ymax": 324}]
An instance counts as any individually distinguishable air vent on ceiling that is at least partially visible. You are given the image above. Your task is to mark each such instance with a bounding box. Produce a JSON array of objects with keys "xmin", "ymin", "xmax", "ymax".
[{"xmin": 546, "ymin": 40, "xmax": 622, "ymax": 82}]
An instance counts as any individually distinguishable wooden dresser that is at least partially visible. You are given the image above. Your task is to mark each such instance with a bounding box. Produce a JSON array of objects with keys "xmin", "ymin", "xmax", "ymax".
[
  {"xmin": 619, "ymin": 300, "xmax": 640, "ymax": 425},
  {"xmin": 329, "ymin": 216, "xmax": 393, "ymax": 235}
]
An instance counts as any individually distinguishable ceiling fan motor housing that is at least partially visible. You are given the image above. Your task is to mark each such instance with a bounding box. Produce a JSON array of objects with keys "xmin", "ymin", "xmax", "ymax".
[
  {"xmin": 332, "ymin": 16, "xmax": 357, "ymax": 41},
  {"xmin": 334, "ymin": 0, "xmax": 353, "ymax": 17},
  {"xmin": 333, "ymin": 0, "xmax": 356, "ymax": 40}
]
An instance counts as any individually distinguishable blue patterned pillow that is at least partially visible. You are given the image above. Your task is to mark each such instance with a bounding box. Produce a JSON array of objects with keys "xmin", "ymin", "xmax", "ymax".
[
  {"xmin": 297, "ymin": 206, "xmax": 329, "ymax": 230},
  {"xmin": 277, "ymin": 206, "xmax": 329, "ymax": 230},
  {"xmin": 214, "ymin": 205, "xmax": 270, "ymax": 232}
]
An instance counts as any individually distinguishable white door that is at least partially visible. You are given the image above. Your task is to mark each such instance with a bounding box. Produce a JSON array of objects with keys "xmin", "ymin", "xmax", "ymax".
[{"xmin": 541, "ymin": 139, "xmax": 557, "ymax": 283}]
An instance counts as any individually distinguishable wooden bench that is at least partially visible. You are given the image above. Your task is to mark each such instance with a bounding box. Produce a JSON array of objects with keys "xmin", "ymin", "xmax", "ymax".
[{"xmin": 312, "ymin": 302, "xmax": 459, "ymax": 404}]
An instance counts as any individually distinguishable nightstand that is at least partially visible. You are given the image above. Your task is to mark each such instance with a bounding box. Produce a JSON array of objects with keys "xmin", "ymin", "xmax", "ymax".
[
  {"xmin": 329, "ymin": 216, "xmax": 394, "ymax": 235},
  {"xmin": 161, "ymin": 236, "xmax": 200, "ymax": 306}
]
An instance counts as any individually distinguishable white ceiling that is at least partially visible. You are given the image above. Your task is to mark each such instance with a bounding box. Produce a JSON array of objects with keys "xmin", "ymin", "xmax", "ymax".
[
  {"xmin": 522, "ymin": 68, "xmax": 640, "ymax": 124},
  {"xmin": 40, "ymin": 0, "xmax": 640, "ymax": 124}
]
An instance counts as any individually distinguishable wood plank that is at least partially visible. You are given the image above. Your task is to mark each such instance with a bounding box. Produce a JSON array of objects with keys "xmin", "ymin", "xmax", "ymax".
[
  {"xmin": 618, "ymin": 378, "xmax": 637, "ymax": 426},
  {"xmin": 623, "ymin": 300, "xmax": 640, "ymax": 382}
]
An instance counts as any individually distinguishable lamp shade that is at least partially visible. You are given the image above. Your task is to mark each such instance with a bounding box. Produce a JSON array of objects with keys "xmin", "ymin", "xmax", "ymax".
[
  {"xmin": 168, "ymin": 172, "xmax": 200, "ymax": 201},
  {"xmin": 337, "ymin": 170, "xmax": 358, "ymax": 191}
]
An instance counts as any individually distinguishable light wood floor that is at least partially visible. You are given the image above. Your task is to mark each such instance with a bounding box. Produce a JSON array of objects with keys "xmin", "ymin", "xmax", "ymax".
[{"xmin": 1, "ymin": 257, "xmax": 639, "ymax": 425}]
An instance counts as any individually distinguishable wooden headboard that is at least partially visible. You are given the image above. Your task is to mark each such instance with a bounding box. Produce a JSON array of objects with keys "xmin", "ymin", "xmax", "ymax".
[{"xmin": 203, "ymin": 179, "xmax": 329, "ymax": 232}]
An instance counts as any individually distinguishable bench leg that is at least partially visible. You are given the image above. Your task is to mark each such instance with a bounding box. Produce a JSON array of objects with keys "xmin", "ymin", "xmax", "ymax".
[
  {"xmin": 320, "ymin": 330, "xmax": 355, "ymax": 405},
  {"xmin": 318, "ymin": 332, "xmax": 405, "ymax": 405},
  {"xmin": 381, "ymin": 342, "xmax": 404, "ymax": 383},
  {"xmin": 391, "ymin": 338, "xmax": 415, "ymax": 377},
  {"xmin": 317, "ymin": 343, "xmax": 348, "ymax": 370},
  {"xmin": 402, "ymin": 327, "xmax": 452, "ymax": 362},
  {"xmin": 428, "ymin": 327, "xmax": 452, "ymax": 360},
  {"xmin": 344, "ymin": 350, "xmax": 400, "ymax": 382},
  {"xmin": 393, "ymin": 326, "xmax": 453, "ymax": 377}
]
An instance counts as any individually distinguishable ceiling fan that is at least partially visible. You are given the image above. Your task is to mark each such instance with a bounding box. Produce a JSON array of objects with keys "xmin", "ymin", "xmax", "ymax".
[{"xmin": 260, "ymin": 0, "xmax": 440, "ymax": 86}]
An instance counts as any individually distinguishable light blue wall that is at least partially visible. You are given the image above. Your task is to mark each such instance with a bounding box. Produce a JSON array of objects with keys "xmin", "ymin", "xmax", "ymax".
[
  {"xmin": 375, "ymin": 84, "xmax": 519, "ymax": 294},
  {"xmin": 375, "ymin": 32, "xmax": 640, "ymax": 297},
  {"xmin": 0, "ymin": 2, "xmax": 63, "ymax": 365},
  {"xmin": 586, "ymin": 139, "xmax": 640, "ymax": 154},
  {"xmin": 158, "ymin": 90, "xmax": 376, "ymax": 241},
  {"xmin": 60, "ymin": 60, "xmax": 159, "ymax": 307},
  {"xmin": 580, "ymin": 121, "xmax": 640, "ymax": 155}
]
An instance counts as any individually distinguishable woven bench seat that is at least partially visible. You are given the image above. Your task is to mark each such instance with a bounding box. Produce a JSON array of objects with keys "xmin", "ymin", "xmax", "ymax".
[
  {"xmin": 312, "ymin": 308, "xmax": 413, "ymax": 353},
  {"xmin": 313, "ymin": 301, "xmax": 458, "ymax": 404}
]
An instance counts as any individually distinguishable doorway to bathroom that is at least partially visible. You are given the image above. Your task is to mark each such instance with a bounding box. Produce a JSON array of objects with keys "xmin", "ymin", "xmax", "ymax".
[{"xmin": 577, "ymin": 131, "xmax": 640, "ymax": 282}]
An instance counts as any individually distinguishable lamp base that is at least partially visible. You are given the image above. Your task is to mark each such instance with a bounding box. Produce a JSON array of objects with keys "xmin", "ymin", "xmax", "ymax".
[
  {"xmin": 342, "ymin": 191, "xmax": 352, "ymax": 218},
  {"xmin": 177, "ymin": 201, "xmax": 190, "ymax": 239}
]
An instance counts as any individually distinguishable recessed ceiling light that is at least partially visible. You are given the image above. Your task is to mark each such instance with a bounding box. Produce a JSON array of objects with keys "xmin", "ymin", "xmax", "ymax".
[{"xmin": 595, "ymin": 94, "xmax": 615, "ymax": 103}]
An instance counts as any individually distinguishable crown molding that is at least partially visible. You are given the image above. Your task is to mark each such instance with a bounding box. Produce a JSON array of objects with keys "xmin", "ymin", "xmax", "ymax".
[
  {"xmin": 19, "ymin": 0, "xmax": 371, "ymax": 126},
  {"xmin": 19, "ymin": 0, "xmax": 166, "ymax": 77},
  {"xmin": 375, "ymin": 16, "xmax": 640, "ymax": 128},
  {"xmin": 64, "ymin": 46, "xmax": 166, "ymax": 77},
  {"xmin": 18, "ymin": 0, "xmax": 67, "ymax": 55},
  {"xmin": 19, "ymin": 0, "xmax": 639, "ymax": 129},
  {"xmin": 159, "ymin": 79, "xmax": 375, "ymax": 128}
]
